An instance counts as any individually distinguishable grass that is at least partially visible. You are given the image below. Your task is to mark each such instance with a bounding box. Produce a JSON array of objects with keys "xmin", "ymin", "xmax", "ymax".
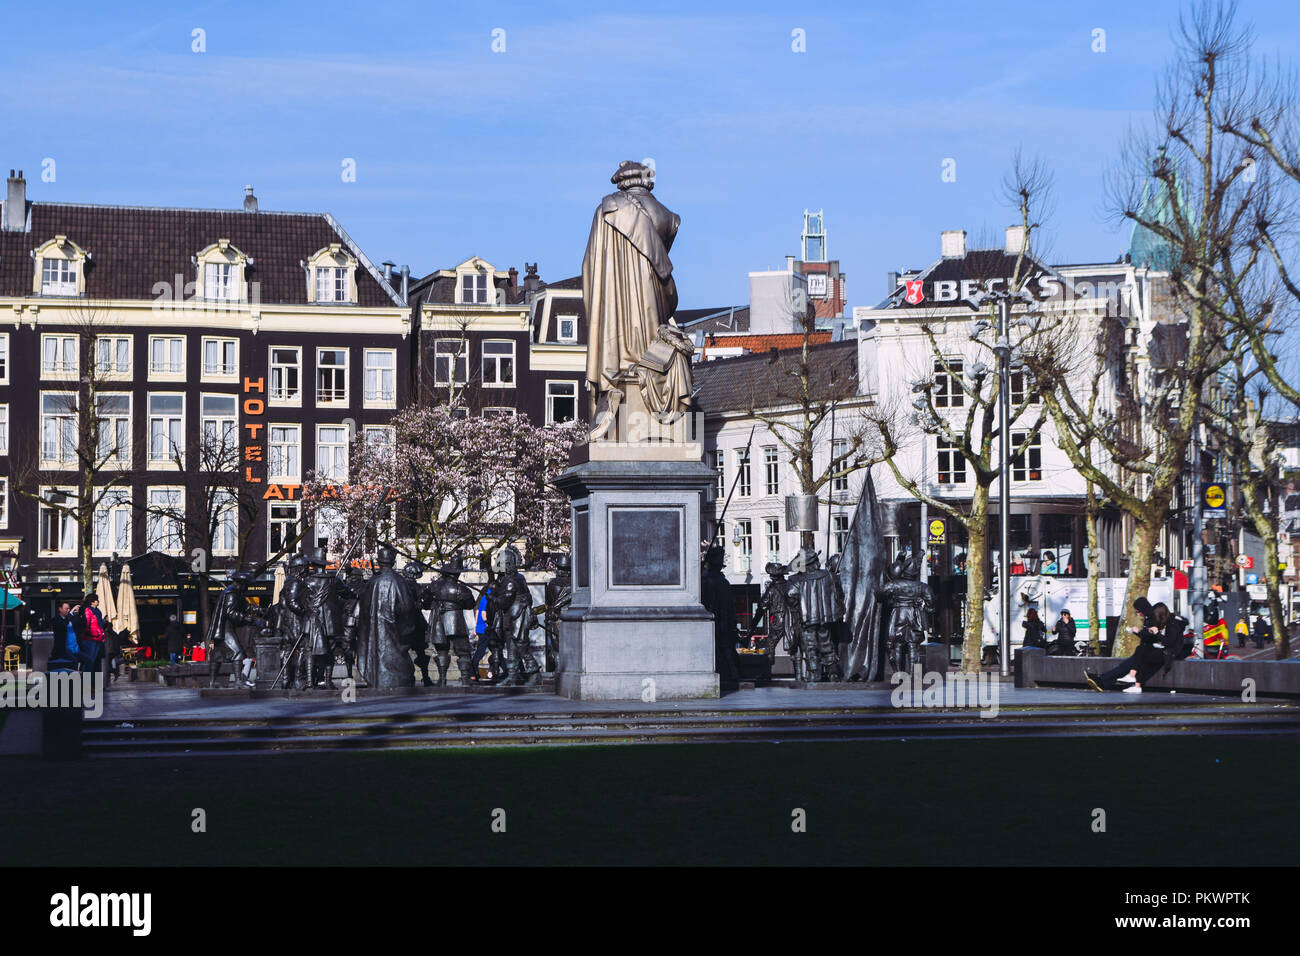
[{"xmin": 6, "ymin": 736, "xmax": 1298, "ymax": 866}]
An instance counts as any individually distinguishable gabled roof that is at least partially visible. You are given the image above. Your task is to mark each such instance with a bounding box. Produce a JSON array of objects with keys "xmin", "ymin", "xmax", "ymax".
[
  {"xmin": 0, "ymin": 202, "xmax": 404, "ymax": 307},
  {"xmin": 692, "ymin": 339, "xmax": 859, "ymax": 414}
]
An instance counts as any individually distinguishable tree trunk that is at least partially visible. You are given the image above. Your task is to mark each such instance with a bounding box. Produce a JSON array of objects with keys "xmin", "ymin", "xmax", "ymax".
[
  {"xmin": 1245, "ymin": 494, "xmax": 1292, "ymax": 659},
  {"xmin": 1086, "ymin": 481, "xmax": 1102, "ymax": 654},
  {"xmin": 960, "ymin": 483, "xmax": 990, "ymax": 673},
  {"xmin": 1117, "ymin": 509, "xmax": 1162, "ymax": 657}
]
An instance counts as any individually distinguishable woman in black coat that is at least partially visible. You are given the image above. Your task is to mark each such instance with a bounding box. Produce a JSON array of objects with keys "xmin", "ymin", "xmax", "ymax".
[
  {"xmin": 1021, "ymin": 608, "xmax": 1048, "ymax": 649},
  {"xmin": 1086, "ymin": 600, "xmax": 1184, "ymax": 693},
  {"xmin": 1051, "ymin": 609, "xmax": 1077, "ymax": 655}
]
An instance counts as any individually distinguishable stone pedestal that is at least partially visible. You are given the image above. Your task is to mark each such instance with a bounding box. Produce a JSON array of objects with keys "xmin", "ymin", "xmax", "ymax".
[{"xmin": 555, "ymin": 456, "xmax": 718, "ymax": 700}]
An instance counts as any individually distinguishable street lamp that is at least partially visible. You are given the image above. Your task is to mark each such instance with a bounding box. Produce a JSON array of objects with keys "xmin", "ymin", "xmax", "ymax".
[{"xmin": 968, "ymin": 286, "xmax": 1035, "ymax": 678}]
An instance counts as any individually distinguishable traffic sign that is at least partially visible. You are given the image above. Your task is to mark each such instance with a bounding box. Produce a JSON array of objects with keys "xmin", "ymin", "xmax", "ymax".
[
  {"xmin": 1246, "ymin": 572, "xmax": 1259, "ymax": 585},
  {"xmin": 1236, "ymin": 555, "xmax": 1254, "ymax": 570}
]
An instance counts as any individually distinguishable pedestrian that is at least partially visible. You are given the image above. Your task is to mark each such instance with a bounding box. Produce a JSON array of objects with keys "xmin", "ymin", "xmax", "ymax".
[
  {"xmin": 1235, "ymin": 617, "xmax": 1249, "ymax": 648},
  {"xmin": 164, "ymin": 613, "xmax": 185, "ymax": 665},
  {"xmin": 49, "ymin": 601, "xmax": 80, "ymax": 672},
  {"xmin": 468, "ymin": 587, "xmax": 492, "ymax": 682},
  {"xmin": 1085, "ymin": 599, "xmax": 1184, "ymax": 694},
  {"xmin": 1252, "ymin": 616, "xmax": 1270, "ymax": 650},
  {"xmin": 77, "ymin": 592, "xmax": 108, "ymax": 679},
  {"xmin": 1021, "ymin": 608, "xmax": 1048, "ymax": 649},
  {"xmin": 1051, "ymin": 608, "xmax": 1077, "ymax": 655}
]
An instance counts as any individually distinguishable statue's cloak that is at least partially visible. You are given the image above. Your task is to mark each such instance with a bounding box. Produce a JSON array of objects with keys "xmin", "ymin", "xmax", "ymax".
[
  {"xmin": 582, "ymin": 189, "xmax": 680, "ymax": 393},
  {"xmin": 839, "ymin": 468, "xmax": 888, "ymax": 681}
]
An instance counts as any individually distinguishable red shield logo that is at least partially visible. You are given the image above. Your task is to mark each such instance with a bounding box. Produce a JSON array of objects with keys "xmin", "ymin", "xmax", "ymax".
[{"xmin": 904, "ymin": 279, "xmax": 925, "ymax": 305}]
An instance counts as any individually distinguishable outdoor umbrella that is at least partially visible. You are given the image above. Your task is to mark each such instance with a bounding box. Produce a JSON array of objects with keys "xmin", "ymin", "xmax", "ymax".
[
  {"xmin": 116, "ymin": 563, "xmax": 140, "ymax": 644},
  {"xmin": 96, "ymin": 562, "xmax": 118, "ymax": 628},
  {"xmin": 272, "ymin": 562, "xmax": 286, "ymax": 605}
]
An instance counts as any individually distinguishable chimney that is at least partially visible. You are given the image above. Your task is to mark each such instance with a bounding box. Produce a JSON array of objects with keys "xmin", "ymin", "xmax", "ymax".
[
  {"xmin": 243, "ymin": 184, "xmax": 258, "ymax": 212},
  {"xmin": 785, "ymin": 255, "xmax": 796, "ymax": 272},
  {"xmin": 940, "ymin": 230, "xmax": 966, "ymax": 258},
  {"xmin": 399, "ymin": 264, "xmax": 410, "ymax": 305},
  {"xmin": 508, "ymin": 266, "xmax": 518, "ymax": 297},
  {"xmin": 1005, "ymin": 225, "xmax": 1027, "ymax": 255},
  {"xmin": 4, "ymin": 169, "xmax": 27, "ymax": 232},
  {"xmin": 381, "ymin": 260, "xmax": 395, "ymax": 283},
  {"xmin": 523, "ymin": 263, "xmax": 540, "ymax": 296},
  {"xmin": 887, "ymin": 270, "xmax": 899, "ymax": 294}
]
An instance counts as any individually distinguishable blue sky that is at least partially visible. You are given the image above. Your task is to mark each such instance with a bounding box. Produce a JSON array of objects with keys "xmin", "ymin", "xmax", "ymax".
[{"xmin": 6, "ymin": 0, "xmax": 1300, "ymax": 308}]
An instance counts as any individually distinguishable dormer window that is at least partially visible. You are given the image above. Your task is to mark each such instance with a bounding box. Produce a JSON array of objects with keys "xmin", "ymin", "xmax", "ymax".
[
  {"xmin": 305, "ymin": 243, "xmax": 357, "ymax": 304},
  {"xmin": 556, "ymin": 314, "xmax": 578, "ymax": 343},
  {"xmin": 205, "ymin": 262, "xmax": 237, "ymax": 300},
  {"xmin": 195, "ymin": 239, "xmax": 249, "ymax": 302},
  {"xmin": 42, "ymin": 258, "xmax": 77, "ymax": 295},
  {"xmin": 33, "ymin": 235, "xmax": 89, "ymax": 297},
  {"xmin": 461, "ymin": 274, "xmax": 489, "ymax": 304}
]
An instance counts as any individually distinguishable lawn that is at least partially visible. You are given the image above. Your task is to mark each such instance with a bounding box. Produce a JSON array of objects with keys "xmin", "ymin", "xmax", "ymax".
[{"xmin": 7, "ymin": 736, "xmax": 1297, "ymax": 866}]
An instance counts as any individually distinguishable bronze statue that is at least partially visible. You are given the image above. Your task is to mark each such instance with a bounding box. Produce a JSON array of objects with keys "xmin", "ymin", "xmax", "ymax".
[
  {"xmin": 749, "ymin": 562, "xmax": 800, "ymax": 671},
  {"xmin": 355, "ymin": 545, "xmax": 421, "ymax": 689},
  {"xmin": 487, "ymin": 546, "xmax": 540, "ymax": 686},
  {"xmin": 787, "ymin": 547, "xmax": 844, "ymax": 682},
  {"xmin": 277, "ymin": 554, "xmax": 310, "ymax": 689},
  {"xmin": 582, "ymin": 159, "xmax": 693, "ymax": 434},
  {"xmin": 700, "ymin": 545, "xmax": 741, "ymax": 688},
  {"xmin": 879, "ymin": 551, "xmax": 934, "ymax": 676},
  {"xmin": 543, "ymin": 555, "xmax": 572, "ymax": 672},
  {"xmin": 400, "ymin": 562, "xmax": 437, "ymax": 687},
  {"xmin": 420, "ymin": 556, "xmax": 476, "ymax": 686},
  {"xmin": 207, "ymin": 570, "xmax": 258, "ymax": 688},
  {"xmin": 840, "ymin": 469, "xmax": 890, "ymax": 682},
  {"xmin": 302, "ymin": 547, "xmax": 348, "ymax": 689}
]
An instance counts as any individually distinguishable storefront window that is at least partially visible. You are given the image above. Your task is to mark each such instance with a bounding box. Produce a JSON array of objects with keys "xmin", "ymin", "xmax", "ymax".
[{"xmin": 1040, "ymin": 514, "xmax": 1082, "ymax": 575}]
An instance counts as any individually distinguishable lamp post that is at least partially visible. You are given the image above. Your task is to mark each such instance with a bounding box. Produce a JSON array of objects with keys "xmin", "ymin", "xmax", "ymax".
[{"xmin": 968, "ymin": 287, "xmax": 1034, "ymax": 678}]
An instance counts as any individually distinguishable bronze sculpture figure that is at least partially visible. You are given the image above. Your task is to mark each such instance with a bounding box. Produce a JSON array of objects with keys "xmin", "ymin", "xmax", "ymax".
[
  {"xmin": 207, "ymin": 570, "xmax": 258, "ymax": 688},
  {"xmin": 700, "ymin": 545, "xmax": 741, "ymax": 688},
  {"xmin": 358, "ymin": 545, "xmax": 420, "ymax": 690},
  {"xmin": 788, "ymin": 547, "xmax": 845, "ymax": 682},
  {"xmin": 879, "ymin": 551, "xmax": 934, "ymax": 677},
  {"xmin": 543, "ymin": 555, "xmax": 572, "ymax": 672},
  {"xmin": 420, "ymin": 556, "xmax": 477, "ymax": 686}
]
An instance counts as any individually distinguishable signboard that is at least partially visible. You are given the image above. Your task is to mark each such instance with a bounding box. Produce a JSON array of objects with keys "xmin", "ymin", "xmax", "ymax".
[
  {"xmin": 183, "ymin": 611, "xmax": 197, "ymax": 625},
  {"xmin": 1246, "ymin": 572, "xmax": 1259, "ymax": 585},
  {"xmin": 1203, "ymin": 482, "xmax": 1227, "ymax": 517},
  {"xmin": 1247, "ymin": 584, "xmax": 1267, "ymax": 600},
  {"xmin": 928, "ymin": 518, "xmax": 946, "ymax": 545},
  {"xmin": 1180, "ymin": 559, "xmax": 1194, "ymax": 573},
  {"xmin": 1236, "ymin": 554, "xmax": 1254, "ymax": 569}
]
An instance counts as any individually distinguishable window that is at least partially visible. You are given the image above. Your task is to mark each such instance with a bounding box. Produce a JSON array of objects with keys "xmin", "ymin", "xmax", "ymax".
[
  {"xmin": 714, "ymin": 451, "xmax": 725, "ymax": 500},
  {"xmin": 364, "ymin": 349, "xmax": 396, "ymax": 405},
  {"xmin": 937, "ymin": 438, "xmax": 966, "ymax": 484},
  {"xmin": 317, "ymin": 348, "xmax": 348, "ymax": 405},
  {"xmin": 149, "ymin": 335, "xmax": 185, "ymax": 377},
  {"xmin": 146, "ymin": 487, "xmax": 185, "ymax": 553},
  {"xmin": 212, "ymin": 489, "xmax": 239, "ymax": 556},
  {"xmin": 0, "ymin": 333, "xmax": 8, "ymax": 383},
  {"xmin": 202, "ymin": 337, "xmax": 237, "ymax": 378},
  {"xmin": 269, "ymin": 502, "xmax": 301, "ymax": 558},
  {"xmin": 433, "ymin": 339, "xmax": 468, "ymax": 386},
  {"xmin": 93, "ymin": 488, "xmax": 132, "ymax": 555},
  {"xmin": 270, "ymin": 347, "xmax": 301, "ymax": 404},
  {"xmin": 315, "ymin": 425, "xmax": 349, "ymax": 482},
  {"xmin": 734, "ymin": 518, "xmax": 753, "ymax": 572},
  {"xmin": 41, "ymin": 334, "xmax": 78, "ymax": 377},
  {"xmin": 200, "ymin": 394, "xmax": 238, "ymax": 453},
  {"xmin": 763, "ymin": 446, "xmax": 780, "ymax": 497},
  {"xmin": 460, "ymin": 273, "xmax": 489, "ymax": 304},
  {"xmin": 482, "ymin": 407, "xmax": 516, "ymax": 418},
  {"xmin": 0, "ymin": 404, "xmax": 7, "ymax": 455},
  {"xmin": 315, "ymin": 504, "xmax": 349, "ymax": 553},
  {"xmin": 831, "ymin": 439, "xmax": 849, "ymax": 492},
  {"xmin": 0, "ymin": 477, "xmax": 6, "ymax": 529},
  {"xmin": 546, "ymin": 381, "xmax": 578, "ymax": 424},
  {"xmin": 148, "ymin": 393, "xmax": 185, "ymax": 464},
  {"xmin": 736, "ymin": 449, "xmax": 751, "ymax": 498},
  {"xmin": 764, "ymin": 517, "xmax": 781, "ymax": 564},
  {"xmin": 481, "ymin": 340, "xmax": 515, "ymax": 387},
  {"xmin": 204, "ymin": 262, "xmax": 237, "ymax": 301},
  {"xmin": 41, "ymin": 257, "xmax": 77, "ymax": 295},
  {"xmin": 1011, "ymin": 431, "xmax": 1042, "ymax": 482},
  {"xmin": 934, "ymin": 358, "xmax": 964, "ymax": 408},
  {"xmin": 315, "ymin": 267, "xmax": 349, "ymax": 303},
  {"xmin": 364, "ymin": 426, "xmax": 395, "ymax": 463},
  {"xmin": 95, "ymin": 336, "xmax": 132, "ymax": 377},
  {"xmin": 40, "ymin": 392, "xmax": 78, "ymax": 465},
  {"xmin": 38, "ymin": 487, "xmax": 78, "ymax": 554},
  {"xmin": 95, "ymin": 393, "xmax": 131, "ymax": 464},
  {"xmin": 268, "ymin": 425, "xmax": 301, "ymax": 481},
  {"xmin": 556, "ymin": 315, "xmax": 578, "ymax": 342},
  {"xmin": 833, "ymin": 514, "xmax": 850, "ymax": 555}
]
